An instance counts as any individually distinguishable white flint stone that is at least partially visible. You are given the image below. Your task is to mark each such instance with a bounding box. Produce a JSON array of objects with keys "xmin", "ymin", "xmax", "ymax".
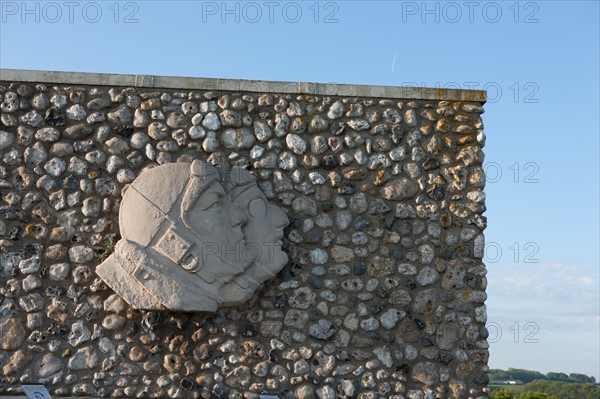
[
  {"xmin": 68, "ymin": 157, "xmax": 87, "ymax": 175},
  {"xmin": 32, "ymin": 93, "xmax": 49, "ymax": 110},
  {"xmin": 68, "ymin": 320, "xmax": 91, "ymax": 347},
  {"xmin": 24, "ymin": 142, "xmax": 48, "ymax": 165},
  {"xmin": 103, "ymin": 157, "xmax": 124, "ymax": 176},
  {"xmin": 202, "ymin": 112, "xmax": 221, "ymax": 130},
  {"xmin": 202, "ymin": 131, "xmax": 219, "ymax": 152},
  {"xmin": 398, "ymin": 263, "xmax": 417, "ymax": 275},
  {"xmin": 117, "ymin": 169, "xmax": 135, "ymax": 184},
  {"xmin": 105, "ymin": 137, "xmax": 129, "ymax": 154},
  {"xmin": 278, "ymin": 151, "xmax": 297, "ymax": 170},
  {"xmin": 145, "ymin": 143, "xmax": 156, "ymax": 160},
  {"xmin": 191, "ymin": 113, "xmax": 203, "ymax": 125},
  {"xmin": 380, "ymin": 309, "xmax": 403, "ymax": 329},
  {"xmin": 49, "ymin": 263, "xmax": 70, "ymax": 281},
  {"xmin": 221, "ymin": 128, "xmax": 255, "ymax": 150},
  {"xmin": 474, "ymin": 234, "xmax": 485, "ymax": 258},
  {"xmin": 133, "ymin": 109, "xmax": 149, "ymax": 127},
  {"xmin": 68, "ymin": 246, "xmax": 94, "ymax": 263},
  {"xmin": 308, "ymin": 172, "xmax": 325, "ymax": 185},
  {"xmin": 249, "ymin": 145, "xmax": 265, "ymax": 160},
  {"xmin": 347, "ymin": 119, "xmax": 370, "ymax": 131},
  {"xmin": 310, "ymin": 249, "xmax": 329, "ymax": 265},
  {"xmin": 286, "ymin": 134, "xmax": 307, "ymax": 155},
  {"xmin": 20, "ymin": 110, "xmax": 45, "ymax": 127},
  {"xmin": 373, "ymin": 346, "xmax": 393, "ymax": 367},
  {"xmin": 50, "ymin": 94, "xmax": 67, "ymax": 108},
  {"xmin": 316, "ymin": 386, "xmax": 335, "ymax": 399},
  {"xmin": 67, "ymin": 104, "xmax": 87, "ymax": 121},
  {"xmin": 327, "ymin": 101, "xmax": 344, "ymax": 119},
  {"xmin": 22, "ymin": 275, "xmax": 41, "ymax": 291},
  {"xmin": 104, "ymin": 294, "xmax": 127, "ymax": 313},
  {"xmin": 188, "ymin": 125, "xmax": 206, "ymax": 140},
  {"xmin": 0, "ymin": 130, "xmax": 15, "ymax": 150},
  {"xmin": 254, "ymin": 120, "xmax": 272, "ymax": 142},
  {"xmin": 35, "ymin": 127, "xmax": 60, "ymax": 142},
  {"xmin": 43, "ymin": 158, "xmax": 67, "ymax": 177},
  {"xmin": 417, "ymin": 266, "xmax": 440, "ymax": 286}
]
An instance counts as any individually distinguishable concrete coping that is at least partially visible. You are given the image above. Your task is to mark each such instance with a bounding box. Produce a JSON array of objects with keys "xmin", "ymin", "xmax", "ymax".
[{"xmin": 0, "ymin": 69, "xmax": 487, "ymax": 103}]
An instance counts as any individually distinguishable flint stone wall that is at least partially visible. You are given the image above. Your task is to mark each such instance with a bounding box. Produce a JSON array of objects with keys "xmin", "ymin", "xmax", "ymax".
[{"xmin": 0, "ymin": 70, "xmax": 488, "ymax": 399}]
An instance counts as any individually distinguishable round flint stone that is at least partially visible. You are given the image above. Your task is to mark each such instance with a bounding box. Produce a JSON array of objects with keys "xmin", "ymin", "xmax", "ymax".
[{"xmin": 308, "ymin": 319, "xmax": 336, "ymax": 341}]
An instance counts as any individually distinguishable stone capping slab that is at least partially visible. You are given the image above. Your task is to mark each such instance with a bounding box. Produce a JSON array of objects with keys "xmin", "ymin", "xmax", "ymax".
[
  {"xmin": 0, "ymin": 69, "xmax": 487, "ymax": 103},
  {"xmin": 1, "ymin": 397, "xmax": 109, "ymax": 399}
]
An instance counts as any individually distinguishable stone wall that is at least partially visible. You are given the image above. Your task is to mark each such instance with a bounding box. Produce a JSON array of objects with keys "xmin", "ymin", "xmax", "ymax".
[{"xmin": 0, "ymin": 70, "xmax": 488, "ymax": 399}]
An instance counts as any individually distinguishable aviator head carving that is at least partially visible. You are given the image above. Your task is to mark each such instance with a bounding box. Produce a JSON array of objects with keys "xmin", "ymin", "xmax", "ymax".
[{"xmin": 96, "ymin": 160, "xmax": 289, "ymax": 312}]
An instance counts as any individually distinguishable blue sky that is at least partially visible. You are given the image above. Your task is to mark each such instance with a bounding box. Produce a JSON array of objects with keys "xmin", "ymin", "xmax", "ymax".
[{"xmin": 1, "ymin": 0, "xmax": 599, "ymax": 380}]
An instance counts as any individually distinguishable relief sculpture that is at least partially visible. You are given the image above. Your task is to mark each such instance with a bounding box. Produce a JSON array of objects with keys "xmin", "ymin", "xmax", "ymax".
[{"xmin": 96, "ymin": 160, "xmax": 289, "ymax": 312}]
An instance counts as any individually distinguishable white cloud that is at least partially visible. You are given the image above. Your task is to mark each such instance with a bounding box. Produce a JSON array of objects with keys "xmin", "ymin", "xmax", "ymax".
[{"xmin": 486, "ymin": 261, "xmax": 599, "ymax": 333}]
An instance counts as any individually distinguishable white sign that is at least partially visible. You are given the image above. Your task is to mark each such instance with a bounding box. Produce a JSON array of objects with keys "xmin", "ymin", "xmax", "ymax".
[{"xmin": 21, "ymin": 384, "xmax": 52, "ymax": 399}]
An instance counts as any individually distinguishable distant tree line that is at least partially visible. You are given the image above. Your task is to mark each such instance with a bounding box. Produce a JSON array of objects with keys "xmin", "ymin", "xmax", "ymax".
[
  {"xmin": 489, "ymin": 369, "xmax": 600, "ymax": 399},
  {"xmin": 489, "ymin": 368, "xmax": 597, "ymax": 384}
]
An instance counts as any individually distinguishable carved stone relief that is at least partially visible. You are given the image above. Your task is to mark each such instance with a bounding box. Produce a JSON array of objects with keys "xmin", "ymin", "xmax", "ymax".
[{"xmin": 96, "ymin": 160, "xmax": 289, "ymax": 312}]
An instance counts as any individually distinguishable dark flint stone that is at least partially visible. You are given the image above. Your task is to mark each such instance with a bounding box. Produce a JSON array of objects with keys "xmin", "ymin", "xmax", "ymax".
[
  {"xmin": 180, "ymin": 378, "xmax": 194, "ymax": 391},
  {"xmin": 370, "ymin": 301, "xmax": 386, "ymax": 315},
  {"xmin": 473, "ymin": 372, "xmax": 490, "ymax": 385},
  {"xmin": 422, "ymin": 157, "xmax": 440, "ymax": 171},
  {"xmin": 126, "ymin": 322, "xmax": 139, "ymax": 336},
  {"xmin": 427, "ymin": 185, "xmax": 445, "ymax": 201},
  {"xmin": 459, "ymin": 341, "xmax": 474, "ymax": 350},
  {"xmin": 437, "ymin": 351, "xmax": 454, "ymax": 365},
  {"xmin": 274, "ymin": 292, "xmax": 287, "ymax": 309},
  {"xmin": 391, "ymin": 247, "xmax": 404, "ymax": 260},
  {"xmin": 330, "ymin": 121, "xmax": 345, "ymax": 135},
  {"xmin": 288, "ymin": 215, "xmax": 302, "ymax": 229},
  {"xmin": 86, "ymin": 311, "xmax": 100, "ymax": 322},
  {"xmin": 290, "ymin": 263, "xmax": 302, "ymax": 277},
  {"xmin": 114, "ymin": 125, "xmax": 134, "ymax": 138},
  {"xmin": 439, "ymin": 291, "xmax": 455, "ymax": 302},
  {"xmin": 391, "ymin": 124, "xmax": 404, "ymax": 143},
  {"xmin": 439, "ymin": 246, "xmax": 453, "ymax": 260},
  {"xmin": 480, "ymin": 327, "xmax": 489, "ymax": 339},
  {"xmin": 397, "ymin": 364, "xmax": 411, "ymax": 374},
  {"xmin": 353, "ymin": 260, "xmax": 367, "ymax": 275},
  {"xmin": 337, "ymin": 350, "xmax": 351, "ymax": 361},
  {"xmin": 62, "ymin": 175, "xmax": 79, "ymax": 189},
  {"xmin": 45, "ymin": 285, "xmax": 65, "ymax": 298},
  {"xmin": 73, "ymin": 139, "xmax": 94, "ymax": 152},
  {"xmin": 320, "ymin": 154, "xmax": 339, "ymax": 170},
  {"xmin": 337, "ymin": 182, "xmax": 355, "ymax": 195},
  {"xmin": 414, "ymin": 319, "xmax": 426, "ymax": 329},
  {"xmin": 8, "ymin": 225, "xmax": 22, "ymax": 240},
  {"xmin": 466, "ymin": 277, "xmax": 478, "ymax": 288},
  {"xmin": 211, "ymin": 385, "xmax": 228, "ymax": 399},
  {"xmin": 353, "ymin": 216, "xmax": 370, "ymax": 230},
  {"xmin": 25, "ymin": 243, "xmax": 40, "ymax": 255},
  {"xmin": 321, "ymin": 202, "xmax": 334, "ymax": 212},
  {"xmin": 307, "ymin": 276, "xmax": 323, "ymax": 289},
  {"xmin": 44, "ymin": 109, "xmax": 66, "ymax": 127},
  {"xmin": 47, "ymin": 323, "xmax": 68, "ymax": 335},
  {"xmin": 241, "ymin": 324, "xmax": 257, "ymax": 338},
  {"xmin": 304, "ymin": 232, "xmax": 322, "ymax": 244},
  {"xmin": 421, "ymin": 336, "xmax": 434, "ymax": 347},
  {"xmin": 127, "ymin": 151, "xmax": 145, "ymax": 168},
  {"xmin": 403, "ymin": 278, "xmax": 417, "ymax": 290},
  {"xmin": 383, "ymin": 215, "xmax": 395, "ymax": 230}
]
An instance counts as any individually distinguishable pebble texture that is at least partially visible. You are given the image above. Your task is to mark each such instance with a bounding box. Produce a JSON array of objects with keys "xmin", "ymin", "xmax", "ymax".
[{"xmin": 0, "ymin": 76, "xmax": 488, "ymax": 399}]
